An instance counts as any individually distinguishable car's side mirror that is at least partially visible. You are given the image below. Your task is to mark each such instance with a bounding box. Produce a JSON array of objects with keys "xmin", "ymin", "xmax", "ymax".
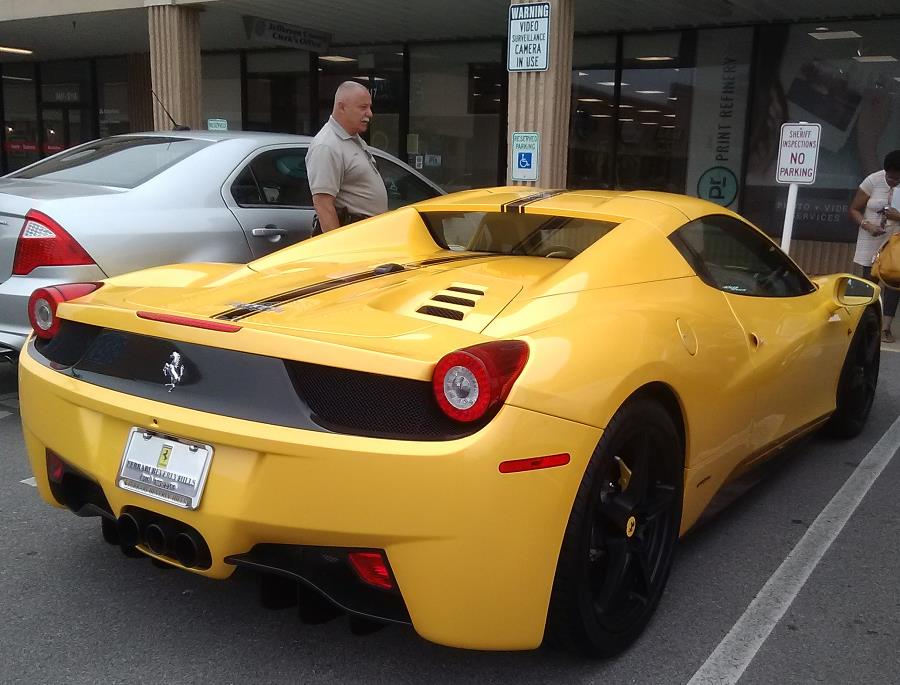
[{"xmin": 835, "ymin": 275, "xmax": 878, "ymax": 307}]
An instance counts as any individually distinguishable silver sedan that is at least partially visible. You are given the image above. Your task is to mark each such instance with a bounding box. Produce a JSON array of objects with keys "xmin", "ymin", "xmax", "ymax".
[{"xmin": 0, "ymin": 131, "xmax": 444, "ymax": 361}]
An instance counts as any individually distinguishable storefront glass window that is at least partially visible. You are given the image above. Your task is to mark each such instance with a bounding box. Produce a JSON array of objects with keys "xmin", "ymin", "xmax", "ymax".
[
  {"xmin": 2, "ymin": 62, "xmax": 39, "ymax": 171},
  {"xmin": 409, "ymin": 42, "xmax": 503, "ymax": 191},
  {"xmin": 569, "ymin": 37, "xmax": 617, "ymax": 188},
  {"xmin": 617, "ymin": 32, "xmax": 693, "ymax": 193},
  {"xmin": 744, "ymin": 20, "xmax": 900, "ymax": 243},
  {"xmin": 202, "ymin": 53, "xmax": 242, "ymax": 131},
  {"xmin": 246, "ymin": 51, "xmax": 311, "ymax": 134},
  {"xmin": 317, "ymin": 46, "xmax": 403, "ymax": 156},
  {"xmin": 97, "ymin": 57, "xmax": 130, "ymax": 137},
  {"xmin": 40, "ymin": 60, "xmax": 95, "ymax": 155}
]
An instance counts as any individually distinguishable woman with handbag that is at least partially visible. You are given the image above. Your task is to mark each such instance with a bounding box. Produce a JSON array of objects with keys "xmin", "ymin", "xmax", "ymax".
[{"xmin": 849, "ymin": 150, "xmax": 900, "ymax": 342}]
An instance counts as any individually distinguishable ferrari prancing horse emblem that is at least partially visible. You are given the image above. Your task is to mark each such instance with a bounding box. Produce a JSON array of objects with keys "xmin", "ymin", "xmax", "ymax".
[
  {"xmin": 626, "ymin": 515, "xmax": 637, "ymax": 538},
  {"xmin": 158, "ymin": 445, "xmax": 173, "ymax": 468},
  {"xmin": 162, "ymin": 351, "xmax": 185, "ymax": 392}
]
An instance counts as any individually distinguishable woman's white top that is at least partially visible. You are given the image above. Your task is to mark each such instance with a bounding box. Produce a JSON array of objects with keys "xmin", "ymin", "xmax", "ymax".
[{"xmin": 853, "ymin": 170, "xmax": 900, "ymax": 266}]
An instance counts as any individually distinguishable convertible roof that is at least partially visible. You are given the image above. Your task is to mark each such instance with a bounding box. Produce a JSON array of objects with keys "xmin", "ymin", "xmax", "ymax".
[{"xmin": 414, "ymin": 186, "xmax": 731, "ymax": 229}]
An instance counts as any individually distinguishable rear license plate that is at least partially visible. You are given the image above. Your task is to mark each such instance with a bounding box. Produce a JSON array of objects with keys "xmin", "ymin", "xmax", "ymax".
[{"xmin": 117, "ymin": 428, "xmax": 213, "ymax": 510}]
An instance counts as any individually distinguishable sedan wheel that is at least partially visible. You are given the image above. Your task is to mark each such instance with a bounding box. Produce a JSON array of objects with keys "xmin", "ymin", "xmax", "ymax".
[{"xmin": 546, "ymin": 396, "xmax": 683, "ymax": 657}]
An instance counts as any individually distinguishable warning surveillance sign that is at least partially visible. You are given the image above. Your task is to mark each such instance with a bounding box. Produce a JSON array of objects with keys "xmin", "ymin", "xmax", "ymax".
[{"xmin": 508, "ymin": 2, "xmax": 550, "ymax": 72}]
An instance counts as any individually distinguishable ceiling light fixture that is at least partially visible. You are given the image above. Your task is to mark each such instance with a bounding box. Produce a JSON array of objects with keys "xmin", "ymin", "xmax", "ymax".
[
  {"xmin": 853, "ymin": 55, "xmax": 897, "ymax": 62},
  {"xmin": 319, "ymin": 55, "xmax": 356, "ymax": 62},
  {"xmin": 636, "ymin": 56, "xmax": 674, "ymax": 61},
  {"xmin": 619, "ymin": 118, "xmax": 635, "ymax": 122},
  {"xmin": 635, "ymin": 90, "xmax": 665, "ymax": 94},
  {"xmin": 578, "ymin": 97, "xmax": 603, "ymax": 102},
  {"xmin": 0, "ymin": 46, "xmax": 33, "ymax": 55},
  {"xmin": 808, "ymin": 30, "xmax": 860, "ymax": 40},
  {"xmin": 2, "ymin": 74, "xmax": 33, "ymax": 82},
  {"xmin": 590, "ymin": 114, "xmax": 611, "ymax": 118},
  {"xmin": 618, "ymin": 104, "xmax": 634, "ymax": 108},
  {"xmin": 639, "ymin": 109, "xmax": 661, "ymax": 113}
]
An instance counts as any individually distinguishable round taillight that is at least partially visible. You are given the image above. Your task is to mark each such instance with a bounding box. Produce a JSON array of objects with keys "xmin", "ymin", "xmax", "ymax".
[
  {"xmin": 432, "ymin": 341, "xmax": 529, "ymax": 422},
  {"xmin": 28, "ymin": 282, "xmax": 102, "ymax": 340},
  {"xmin": 28, "ymin": 287, "xmax": 62, "ymax": 340}
]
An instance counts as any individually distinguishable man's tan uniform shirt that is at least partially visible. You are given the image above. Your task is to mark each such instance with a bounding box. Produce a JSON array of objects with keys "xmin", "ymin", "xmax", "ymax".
[{"xmin": 305, "ymin": 116, "xmax": 388, "ymax": 219}]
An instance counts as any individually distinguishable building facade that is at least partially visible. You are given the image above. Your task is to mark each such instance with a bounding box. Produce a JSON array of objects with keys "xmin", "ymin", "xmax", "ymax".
[{"xmin": 2, "ymin": 0, "xmax": 899, "ymax": 272}]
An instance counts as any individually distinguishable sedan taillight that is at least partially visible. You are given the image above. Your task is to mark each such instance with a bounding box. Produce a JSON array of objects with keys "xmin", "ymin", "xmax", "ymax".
[
  {"xmin": 13, "ymin": 209, "xmax": 95, "ymax": 275},
  {"xmin": 28, "ymin": 282, "xmax": 102, "ymax": 340},
  {"xmin": 432, "ymin": 340, "xmax": 529, "ymax": 422}
]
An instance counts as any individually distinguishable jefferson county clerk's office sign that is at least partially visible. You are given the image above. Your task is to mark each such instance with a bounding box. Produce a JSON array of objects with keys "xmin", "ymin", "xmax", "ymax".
[{"xmin": 508, "ymin": 3, "xmax": 550, "ymax": 72}]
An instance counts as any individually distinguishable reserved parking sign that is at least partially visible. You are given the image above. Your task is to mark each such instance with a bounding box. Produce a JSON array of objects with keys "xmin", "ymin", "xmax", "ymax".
[{"xmin": 511, "ymin": 132, "xmax": 540, "ymax": 182}]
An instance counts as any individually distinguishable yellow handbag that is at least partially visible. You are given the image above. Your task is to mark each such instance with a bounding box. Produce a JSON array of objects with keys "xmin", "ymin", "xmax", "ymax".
[{"xmin": 872, "ymin": 233, "xmax": 900, "ymax": 290}]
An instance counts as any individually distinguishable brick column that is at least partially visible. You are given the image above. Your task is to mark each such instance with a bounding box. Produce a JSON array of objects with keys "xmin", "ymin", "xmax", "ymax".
[
  {"xmin": 506, "ymin": 0, "xmax": 574, "ymax": 187},
  {"xmin": 147, "ymin": 3, "xmax": 201, "ymax": 131}
]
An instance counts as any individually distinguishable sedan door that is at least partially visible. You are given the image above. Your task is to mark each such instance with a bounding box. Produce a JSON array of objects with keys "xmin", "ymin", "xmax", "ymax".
[{"xmin": 223, "ymin": 145, "xmax": 316, "ymax": 258}]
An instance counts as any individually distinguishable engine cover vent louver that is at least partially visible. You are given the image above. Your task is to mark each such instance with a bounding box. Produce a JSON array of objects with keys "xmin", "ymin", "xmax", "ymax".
[
  {"xmin": 416, "ymin": 306, "xmax": 464, "ymax": 321},
  {"xmin": 447, "ymin": 286, "xmax": 485, "ymax": 296},
  {"xmin": 431, "ymin": 294, "xmax": 476, "ymax": 307}
]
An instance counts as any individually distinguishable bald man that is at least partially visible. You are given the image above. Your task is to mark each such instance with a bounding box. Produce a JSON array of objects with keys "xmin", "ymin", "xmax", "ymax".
[{"xmin": 306, "ymin": 81, "xmax": 388, "ymax": 233}]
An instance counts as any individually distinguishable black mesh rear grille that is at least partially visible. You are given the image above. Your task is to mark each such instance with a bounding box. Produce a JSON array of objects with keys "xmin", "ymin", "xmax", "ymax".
[
  {"xmin": 431, "ymin": 294, "xmax": 476, "ymax": 307},
  {"xmin": 447, "ymin": 286, "xmax": 485, "ymax": 295},
  {"xmin": 416, "ymin": 305, "xmax": 464, "ymax": 320},
  {"xmin": 31, "ymin": 320, "xmax": 488, "ymax": 441},
  {"xmin": 287, "ymin": 361, "xmax": 485, "ymax": 440},
  {"xmin": 35, "ymin": 320, "xmax": 102, "ymax": 367}
]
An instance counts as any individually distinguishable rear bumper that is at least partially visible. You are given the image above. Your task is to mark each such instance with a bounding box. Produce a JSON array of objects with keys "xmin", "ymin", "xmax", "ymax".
[
  {"xmin": 18, "ymin": 343, "xmax": 601, "ymax": 650},
  {"xmin": 0, "ymin": 264, "xmax": 106, "ymax": 352}
]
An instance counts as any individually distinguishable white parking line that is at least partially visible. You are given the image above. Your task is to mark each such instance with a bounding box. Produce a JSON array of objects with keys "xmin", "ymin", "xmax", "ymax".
[
  {"xmin": 688, "ymin": 413, "xmax": 900, "ymax": 685},
  {"xmin": 20, "ymin": 477, "xmax": 36, "ymax": 487}
]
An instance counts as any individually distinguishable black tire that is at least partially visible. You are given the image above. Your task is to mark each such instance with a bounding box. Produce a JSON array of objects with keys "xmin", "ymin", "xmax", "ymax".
[
  {"xmin": 545, "ymin": 396, "xmax": 683, "ymax": 658},
  {"xmin": 823, "ymin": 307, "xmax": 880, "ymax": 439}
]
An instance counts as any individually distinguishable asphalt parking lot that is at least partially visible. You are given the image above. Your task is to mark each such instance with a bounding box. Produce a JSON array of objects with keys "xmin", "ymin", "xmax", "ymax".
[{"xmin": 1, "ymin": 351, "xmax": 898, "ymax": 685}]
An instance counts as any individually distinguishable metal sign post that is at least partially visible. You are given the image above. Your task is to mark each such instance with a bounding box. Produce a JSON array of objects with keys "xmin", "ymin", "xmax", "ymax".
[{"xmin": 776, "ymin": 122, "xmax": 821, "ymax": 254}]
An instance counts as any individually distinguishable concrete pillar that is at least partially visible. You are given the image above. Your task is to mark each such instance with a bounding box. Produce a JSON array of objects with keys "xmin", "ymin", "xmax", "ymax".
[
  {"xmin": 126, "ymin": 53, "xmax": 153, "ymax": 132},
  {"xmin": 506, "ymin": 0, "xmax": 574, "ymax": 187},
  {"xmin": 147, "ymin": 3, "xmax": 201, "ymax": 131}
]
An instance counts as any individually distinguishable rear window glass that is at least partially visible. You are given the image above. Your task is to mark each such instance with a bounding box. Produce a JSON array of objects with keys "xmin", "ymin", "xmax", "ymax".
[
  {"xmin": 420, "ymin": 211, "xmax": 618, "ymax": 258},
  {"xmin": 9, "ymin": 136, "xmax": 212, "ymax": 188}
]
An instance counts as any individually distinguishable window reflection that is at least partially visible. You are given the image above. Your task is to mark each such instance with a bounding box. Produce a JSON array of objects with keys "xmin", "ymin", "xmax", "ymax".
[
  {"xmin": 3, "ymin": 63, "xmax": 39, "ymax": 171},
  {"xmin": 409, "ymin": 42, "xmax": 503, "ymax": 191}
]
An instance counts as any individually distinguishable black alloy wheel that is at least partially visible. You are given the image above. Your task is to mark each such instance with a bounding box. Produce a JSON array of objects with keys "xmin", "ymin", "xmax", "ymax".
[
  {"xmin": 824, "ymin": 306, "xmax": 880, "ymax": 438},
  {"xmin": 546, "ymin": 396, "xmax": 683, "ymax": 657}
]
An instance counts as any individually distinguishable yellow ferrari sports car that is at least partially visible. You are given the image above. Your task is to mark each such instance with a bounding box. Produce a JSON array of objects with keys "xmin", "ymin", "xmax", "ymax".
[{"xmin": 18, "ymin": 187, "xmax": 880, "ymax": 657}]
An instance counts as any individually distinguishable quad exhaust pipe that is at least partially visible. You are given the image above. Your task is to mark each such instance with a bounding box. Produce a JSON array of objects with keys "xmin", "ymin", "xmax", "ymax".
[{"xmin": 113, "ymin": 513, "xmax": 206, "ymax": 568}]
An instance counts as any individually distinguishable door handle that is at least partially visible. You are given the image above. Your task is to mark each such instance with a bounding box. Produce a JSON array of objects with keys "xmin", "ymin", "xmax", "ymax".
[
  {"xmin": 251, "ymin": 225, "xmax": 287, "ymax": 238},
  {"xmin": 251, "ymin": 225, "xmax": 287, "ymax": 243}
]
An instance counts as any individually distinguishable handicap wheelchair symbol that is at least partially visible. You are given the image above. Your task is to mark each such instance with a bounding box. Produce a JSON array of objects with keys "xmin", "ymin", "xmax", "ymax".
[{"xmin": 517, "ymin": 152, "xmax": 533, "ymax": 169}]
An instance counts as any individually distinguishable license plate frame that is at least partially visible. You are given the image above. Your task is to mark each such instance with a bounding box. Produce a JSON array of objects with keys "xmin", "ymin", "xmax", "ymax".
[{"xmin": 117, "ymin": 428, "xmax": 213, "ymax": 510}]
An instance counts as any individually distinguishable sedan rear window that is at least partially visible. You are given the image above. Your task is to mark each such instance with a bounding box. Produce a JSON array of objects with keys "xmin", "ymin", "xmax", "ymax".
[
  {"xmin": 8, "ymin": 136, "xmax": 212, "ymax": 188},
  {"xmin": 420, "ymin": 211, "xmax": 618, "ymax": 258}
]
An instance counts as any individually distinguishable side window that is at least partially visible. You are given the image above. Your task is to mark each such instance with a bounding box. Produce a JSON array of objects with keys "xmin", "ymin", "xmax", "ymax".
[
  {"xmin": 230, "ymin": 166, "xmax": 263, "ymax": 205},
  {"xmin": 671, "ymin": 214, "xmax": 815, "ymax": 297},
  {"xmin": 376, "ymin": 157, "xmax": 440, "ymax": 210},
  {"xmin": 232, "ymin": 149, "xmax": 313, "ymax": 208}
]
